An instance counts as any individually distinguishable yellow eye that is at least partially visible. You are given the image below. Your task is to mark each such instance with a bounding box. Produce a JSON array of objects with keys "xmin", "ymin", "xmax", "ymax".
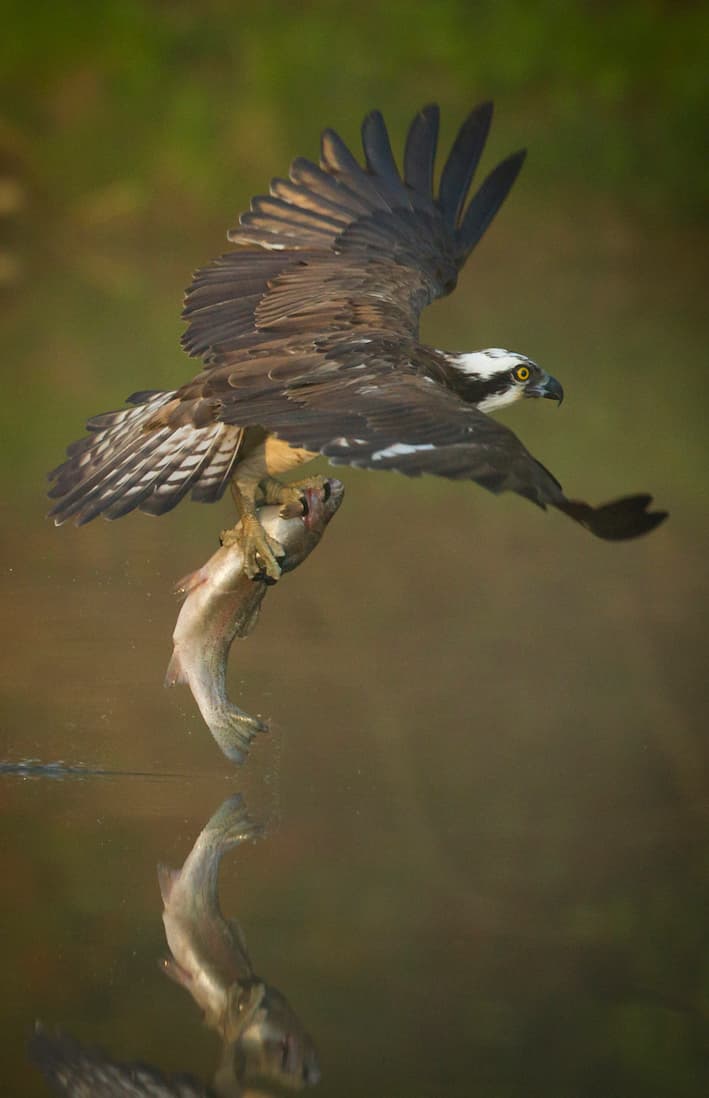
[{"xmin": 515, "ymin": 365, "xmax": 530, "ymax": 382}]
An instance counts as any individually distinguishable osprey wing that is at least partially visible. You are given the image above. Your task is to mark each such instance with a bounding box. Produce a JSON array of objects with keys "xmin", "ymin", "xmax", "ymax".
[
  {"xmin": 210, "ymin": 354, "xmax": 665, "ymax": 542},
  {"xmin": 182, "ymin": 102, "xmax": 525, "ymax": 360}
]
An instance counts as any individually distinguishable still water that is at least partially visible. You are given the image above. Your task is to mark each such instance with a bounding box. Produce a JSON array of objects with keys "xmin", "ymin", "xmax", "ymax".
[{"xmin": 1, "ymin": 190, "xmax": 707, "ymax": 1096}]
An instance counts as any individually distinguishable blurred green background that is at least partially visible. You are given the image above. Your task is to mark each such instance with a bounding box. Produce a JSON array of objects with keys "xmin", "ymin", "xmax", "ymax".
[
  {"xmin": 1, "ymin": 2, "xmax": 708, "ymax": 1096},
  {"xmin": 1, "ymin": 0, "xmax": 708, "ymax": 488}
]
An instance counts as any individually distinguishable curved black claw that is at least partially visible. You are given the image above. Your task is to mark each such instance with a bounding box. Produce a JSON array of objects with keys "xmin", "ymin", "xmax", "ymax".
[{"xmin": 558, "ymin": 494, "xmax": 668, "ymax": 541}]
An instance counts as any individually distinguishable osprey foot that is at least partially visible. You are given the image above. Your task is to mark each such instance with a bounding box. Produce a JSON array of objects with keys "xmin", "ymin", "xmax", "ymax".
[
  {"xmin": 227, "ymin": 513, "xmax": 285, "ymax": 581},
  {"xmin": 261, "ymin": 475, "xmax": 330, "ymax": 519}
]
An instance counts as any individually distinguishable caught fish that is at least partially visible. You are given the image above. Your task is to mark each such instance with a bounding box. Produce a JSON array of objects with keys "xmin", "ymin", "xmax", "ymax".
[
  {"xmin": 158, "ymin": 794, "xmax": 320, "ymax": 1094},
  {"xmin": 165, "ymin": 478, "xmax": 344, "ymax": 762}
]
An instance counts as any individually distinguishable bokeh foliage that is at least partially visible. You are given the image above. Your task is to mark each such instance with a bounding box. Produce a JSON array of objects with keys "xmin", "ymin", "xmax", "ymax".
[
  {"xmin": 1, "ymin": 0, "xmax": 707, "ymax": 219},
  {"xmin": 1, "ymin": 0, "xmax": 707, "ymax": 491}
]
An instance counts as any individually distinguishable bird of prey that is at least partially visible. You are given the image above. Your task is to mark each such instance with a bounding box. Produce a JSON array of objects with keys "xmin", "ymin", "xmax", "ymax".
[{"xmin": 48, "ymin": 101, "xmax": 666, "ymax": 575}]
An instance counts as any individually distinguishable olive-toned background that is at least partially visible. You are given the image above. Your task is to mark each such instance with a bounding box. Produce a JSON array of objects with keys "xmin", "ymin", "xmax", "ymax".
[{"xmin": 1, "ymin": 2, "xmax": 707, "ymax": 1096}]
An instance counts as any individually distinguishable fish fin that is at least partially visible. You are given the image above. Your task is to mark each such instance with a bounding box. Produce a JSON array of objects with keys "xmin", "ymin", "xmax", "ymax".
[
  {"xmin": 208, "ymin": 708, "xmax": 269, "ymax": 763},
  {"xmin": 173, "ymin": 565, "xmax": 208, "ymax": 597},
  {"xmin": 225, "ymin": 980, "xmax": 266, "ymax": 1039},
  {"xmin": 157, "ymin": 862, "xmax": 180, "ymax": 903},
  {"xmin": 205, "ymin": 794, "xmax": 266, "ymax": 847},
  {"xmin": 164, "ymin": 650, "xmax": 187, "ymax": 687},
  {"xmin": 228, "ymin": 919, "xmax": 254, "ymax": 971},
  {"xmin": 158, "ymin": 956, "xmax": 193, "ymax": 989},
  {"xmin": 237, "ymin": 601, "xmax": 264, "ymax": 639}
]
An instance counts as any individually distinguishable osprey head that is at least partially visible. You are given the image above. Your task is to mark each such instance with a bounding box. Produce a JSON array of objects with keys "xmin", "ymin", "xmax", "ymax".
[{"xmin": 450, "ymin": 348, "xmax": 564, "ymax": 412}]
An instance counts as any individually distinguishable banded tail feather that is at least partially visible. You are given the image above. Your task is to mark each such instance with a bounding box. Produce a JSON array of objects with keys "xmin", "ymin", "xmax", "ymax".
[{"xmin": 48, "ymin": 390, "xmax": 243, "ymax": 526}]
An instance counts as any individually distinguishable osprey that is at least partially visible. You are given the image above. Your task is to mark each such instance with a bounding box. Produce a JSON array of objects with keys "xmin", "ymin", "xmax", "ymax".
[{"xmin": 49, "ymin": 102, "xmax": 666, "ymax": 575}]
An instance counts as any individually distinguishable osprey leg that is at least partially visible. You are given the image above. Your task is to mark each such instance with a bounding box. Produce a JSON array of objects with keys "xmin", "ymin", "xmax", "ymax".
[{"xmin": 229, "ymin": 479, "xmax": 285, "ymax": 581}]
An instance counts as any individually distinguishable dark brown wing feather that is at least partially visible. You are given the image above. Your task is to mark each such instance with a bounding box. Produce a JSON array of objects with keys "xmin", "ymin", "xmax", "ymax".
[
  {"xmin": 404, "ymin": 104, "xmax": 439, "ymax": 195},
  {"xmin": 207, "ymin": 340, "xmax": 666, "ymax": 540},
  {"xmin": 438, "ymin": 101, "xmax": 493, "ymax": 228},
  {"xmin": 181, "ymin": 101, "xmax": 522, "ymax": 360}
]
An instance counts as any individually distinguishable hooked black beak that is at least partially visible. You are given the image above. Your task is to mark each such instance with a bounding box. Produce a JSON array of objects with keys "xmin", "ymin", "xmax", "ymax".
[{"xmin": 527, "ymin": 371, "xmax": 564, "ymax": 405}]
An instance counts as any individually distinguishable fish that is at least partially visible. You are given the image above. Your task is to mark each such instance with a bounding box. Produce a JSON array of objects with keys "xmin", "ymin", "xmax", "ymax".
[
  {"xmin": 158, "ymin": 794, "xmax": 320, "ymax": 1094},
  {"xmin": 165, "ymin": 477, "xmax": 344, "ymax": 762}
]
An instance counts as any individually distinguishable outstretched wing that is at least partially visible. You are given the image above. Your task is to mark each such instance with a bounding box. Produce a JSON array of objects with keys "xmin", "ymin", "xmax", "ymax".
[
  {"xmin": 180, "ymin": 102, "xmax": 664, "ymax": 541},
  {"xmin": 205, "ymin": 341, "xmax": 665, "ymax": 541},
  {"xmin": 182, "ymin": 101, "xmax": 524, "ymax": 359}
]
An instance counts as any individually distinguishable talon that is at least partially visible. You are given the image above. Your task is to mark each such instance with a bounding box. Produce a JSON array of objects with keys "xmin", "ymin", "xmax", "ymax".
[
  {"xmin": 261, "ymin": 480, "xmax": 306, "ymax": 517},
  {"xmin": 261, "ymin": 474, "xmax": 329, "ymax": 519},
  {"xmin": 290, "ymin": 474, "xmax": 329, "ymax": 494},
  {"xmin": 220, "ymin": 526, "xmax": 241, "ymax": 548},
  {"xmin": 279, "ymin": 500, "xmax": 305, "ymax": 519},
  {"xmin": 240, "ymin": 513, "xmax": 284, "ymax": 581}
]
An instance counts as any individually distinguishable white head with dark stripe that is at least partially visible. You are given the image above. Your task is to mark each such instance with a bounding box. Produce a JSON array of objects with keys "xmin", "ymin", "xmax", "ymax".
[{"xmin": 448, "ymin": 348, "xmax": 564, "ymax": 412}]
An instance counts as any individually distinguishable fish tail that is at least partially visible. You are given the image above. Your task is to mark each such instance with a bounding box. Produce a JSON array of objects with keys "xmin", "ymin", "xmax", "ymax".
[
  {"xmin": 208, "ymin": 702, "xmax": 269, "ymax": 764},
  {"xmin": 203, "ymin": 793, "xmax": 266, "ymax": 846},
  {"xmin": 164, "ymin": 651, "xmax": 267, "ymax": 761}
]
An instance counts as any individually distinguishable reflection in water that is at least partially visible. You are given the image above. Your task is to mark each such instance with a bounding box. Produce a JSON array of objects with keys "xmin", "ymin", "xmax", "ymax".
[
  {"xmin": 29, "ymin": 1024, "xmax": 210, "ymax": 1097},
  {"xmin": 0, "ymin": 759, "xmax": 179, "ymax": 781},
  {"xmin": 29, "ymin": 791, "xmax": 319, "ymax": 1097},
  {"xmin": 166, "ymin": 481, "xmax": 344, "ymax": 763},
  {"xmin": 159, "ymin": 794, "xmax": 320, "ymax": 1095}
]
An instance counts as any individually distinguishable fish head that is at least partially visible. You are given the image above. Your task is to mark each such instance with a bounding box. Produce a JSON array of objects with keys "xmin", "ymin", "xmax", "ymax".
[
  {"xmin": 256, "ymin": 477, "xmax": 344, "ymax": 579},
  {"xmin": 301, "ymin": 477, "xmax": 345, "ymax": 534},
  {"xmin": 238, "ymin": 984, "xmax": 321, "ymax": 1089},
  {"xmin": 276, "ymin": 477, "xmax": 344, "ymax": 575}
]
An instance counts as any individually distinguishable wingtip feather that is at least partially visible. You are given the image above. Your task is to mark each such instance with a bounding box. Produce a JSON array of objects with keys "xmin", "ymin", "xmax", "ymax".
[
  {"xmin": 404, "ymin": 103, "xmax": 440, "ymax": 195},
  {"xmin": 438, "ymin": 100, "xmax": 495, "ymax": 228},
  {"xmin": 455, "ymin": 147, "xmax": 527, "ymax": 259},
  {"xmin": 559, "ymin": 493, "xmax": 669, "ymax": 541}
]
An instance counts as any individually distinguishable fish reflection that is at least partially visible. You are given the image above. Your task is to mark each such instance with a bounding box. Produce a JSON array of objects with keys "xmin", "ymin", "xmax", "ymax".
[
  {"xmin": 166, "ymin": 478, "xmax": 344, "ymax": 763},
  {"xmin": 29, "ymin": 795, "xmax": 318, "ymax": 1097},
  {"xmin": 159, "ymin": 793, "xmax": 320, "ymax": 1095}
]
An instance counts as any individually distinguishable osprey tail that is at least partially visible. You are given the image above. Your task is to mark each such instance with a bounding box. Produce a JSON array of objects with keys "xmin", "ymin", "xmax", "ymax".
[{"xmin": 48, "ymin": 390, "xmax": 243, "ymax": 526}]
